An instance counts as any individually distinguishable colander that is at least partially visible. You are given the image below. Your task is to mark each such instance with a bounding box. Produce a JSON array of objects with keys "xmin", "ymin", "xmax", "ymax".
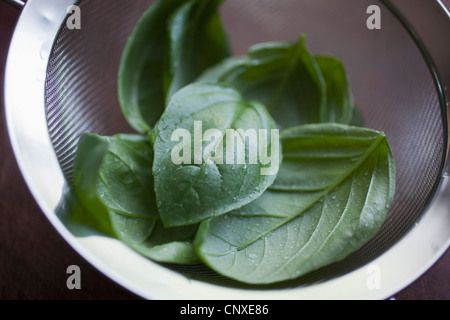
[{"xmin": 3, "ymin": 0, "xmax": 450, "ymax": 300}]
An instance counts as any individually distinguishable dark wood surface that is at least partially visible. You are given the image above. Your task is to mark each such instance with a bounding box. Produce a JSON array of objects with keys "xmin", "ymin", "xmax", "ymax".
[{"xmin": 1, "ymin": 2, "xmax": 449, "ymax": 300}]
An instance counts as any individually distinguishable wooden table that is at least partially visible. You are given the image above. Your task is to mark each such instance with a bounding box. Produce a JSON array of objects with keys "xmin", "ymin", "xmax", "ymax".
[{"xmin": 1, "ymin": 1, "xmax": 448, "ymax": 300}]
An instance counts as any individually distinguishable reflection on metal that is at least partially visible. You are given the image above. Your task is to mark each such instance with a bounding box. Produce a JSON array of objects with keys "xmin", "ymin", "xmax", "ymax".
[
  {"xmin": 437, "ymin": 0, "xmax": 450, "ymax": 18},
  {"xmin": 4, "ymin": 0, "xmax": 25, "ymax": 9}
]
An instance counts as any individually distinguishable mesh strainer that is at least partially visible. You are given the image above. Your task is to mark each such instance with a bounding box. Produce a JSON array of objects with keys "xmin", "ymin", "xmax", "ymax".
[{"xmin": 4, "ymin": 0, "xmax": 450, "ymax": 299}]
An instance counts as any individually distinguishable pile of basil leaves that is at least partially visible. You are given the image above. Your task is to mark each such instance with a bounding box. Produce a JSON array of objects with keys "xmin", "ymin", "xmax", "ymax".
[{"xmin": 67, "ymin": 0, "xmax": 396, "ymax": 285}]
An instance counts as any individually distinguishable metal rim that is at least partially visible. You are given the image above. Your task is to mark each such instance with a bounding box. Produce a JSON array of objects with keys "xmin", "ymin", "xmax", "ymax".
[{"xmin": 3, "ymin": 0, "xmax": 450, "ymax": 300}]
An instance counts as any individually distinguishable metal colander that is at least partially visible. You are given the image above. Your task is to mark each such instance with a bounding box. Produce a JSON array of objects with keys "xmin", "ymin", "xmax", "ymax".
[{"xmin": 4, "ymin": 0, "xmax": 450, "ymax": 299}]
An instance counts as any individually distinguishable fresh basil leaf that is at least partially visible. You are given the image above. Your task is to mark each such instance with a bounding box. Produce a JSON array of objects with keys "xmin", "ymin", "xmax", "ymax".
[
  {"xmin": 109, "ymin": 212, "xmax": 199, "ymax": 264},
  {"xmin": 96, "ymin": 134, "xmax": 158, "ymax": 218},
  {"xmin": 118, "ymin": 0, "xmax": 230, "ymax": 133},
  {"xmin": 196, "ymin": 56, "xmax": 248, "ymax": 83},
  {"xmin": 195, "ymin": 123, "xmax": 395, "ymax": 284},
  {"xmin": 197, "ymin": 38, "xmax": 364, "ymax": 128},
  {"xmin": 72, "ymin": 133, "xmax": 199, "ymax": 264},
  {"xmin": 118, "ymin": 0, "xmax": 189, "ymax": 133},
  {"xmin": 197, "ymin": 36, "xmax": 327, "ymax": 128},
  {"xmin": 72, "ymin": 133, "xmax": 115, "ymax": 237},
  {"xmin": 315, "ymin": 55, "xmax": 359, "ymax": 125},
  {"xmin": 350, "ymin": 105, "xmax": 365, "ymax": 127},
  {"xmin": 153, "ymin": 82, "xmax": 281, "ymax": 228},
  {"xmin": 164, "ymin": 0, "xmax": 230, "ymax": 102}
]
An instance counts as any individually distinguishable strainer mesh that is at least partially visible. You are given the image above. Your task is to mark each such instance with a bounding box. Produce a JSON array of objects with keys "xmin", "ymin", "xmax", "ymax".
[{"xmin": 45, "ymin": 0, "xmax": 445, "ymax": 287}]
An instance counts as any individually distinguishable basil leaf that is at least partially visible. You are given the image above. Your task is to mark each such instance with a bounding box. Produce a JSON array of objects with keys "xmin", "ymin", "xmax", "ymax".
[
  {"xmin": 72, "ymin": 133, "xmax": 199, "ymax": 264},
  {"xmin": 197, "ymin": 36, "xmax": 327, "ymax": 128},
  {"xmin": 109, "ymin": 213, "xmax": 199, "ymax": 265},
  {"xmin": 315, "ymin": 55, "xmax": 359, "ymax": 125},
  {"xmin": 198, "ymin": 38, "xmax": 364, "ymax": 128},
  {"xmin": 195, "ymin": 123, "xmax": 395, "ymax": 284},
  {"xmin": 118, "ymin": 0, "xmax": 188, "ymax": 133},
  {"xmin": 118, "ymin": 0, "xmax": 230, "ymax": 133},
  {"xmin": 164, "ymin": 0, "xmax": 230, "ymax": 102},
  {"xmin": 96, "ymin": 134, "xmax": 158, "ymax": 219},
  {"xmin": 72, "ymin": 134, "xmax": 115, "ymax": 237},
  {"xmin": 153, "ymin": 82, "xmax": 281, "ymax": 228},
  {"xmin": 196, "ymin": 56, "xmax": 248, "ymax": 83}
]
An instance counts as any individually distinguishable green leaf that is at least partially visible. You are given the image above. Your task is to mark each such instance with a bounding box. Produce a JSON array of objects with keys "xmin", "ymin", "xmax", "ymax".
[
  {"xmin": 109, "ymin": 212, "xmax": 199, "ymax": 265},
  {"xmin": 71, "ymin": 133, "xmax": 199, "ymax": 264},
  {"xmin": 197, "ymin": 36, "xmax": 328, "ymax": 128},
  {"xmin": 197, "ymin": 37, "xmax": 364, "ymax": 128},
  {"xmin": 72, "ymin": 134, "xmax": 115, "ymax": 237},
  {"xmin": 96, "ymin": 134, "xmax": 158, "ymax": 219},
  {"xmin": 118, "ymin": 0, "xmax": 187, "ymax": 133},
  {"xmin": 315, "ymin": 55, "xmax": 359, "ymax": 125},
  {"xmin": 164, "ymin": 0, "xmax": 230, "ymax": 102},
  {"xmin": 195, "ymin": 123, "xmax": 395, "ymax": 284},
  {"xmin": 118, "ymin": 0, "xmax": 229, "ymax": 133},
  {"xmin": 152, "ymin": 82, "xmax": 281, "ymax": 228}
]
